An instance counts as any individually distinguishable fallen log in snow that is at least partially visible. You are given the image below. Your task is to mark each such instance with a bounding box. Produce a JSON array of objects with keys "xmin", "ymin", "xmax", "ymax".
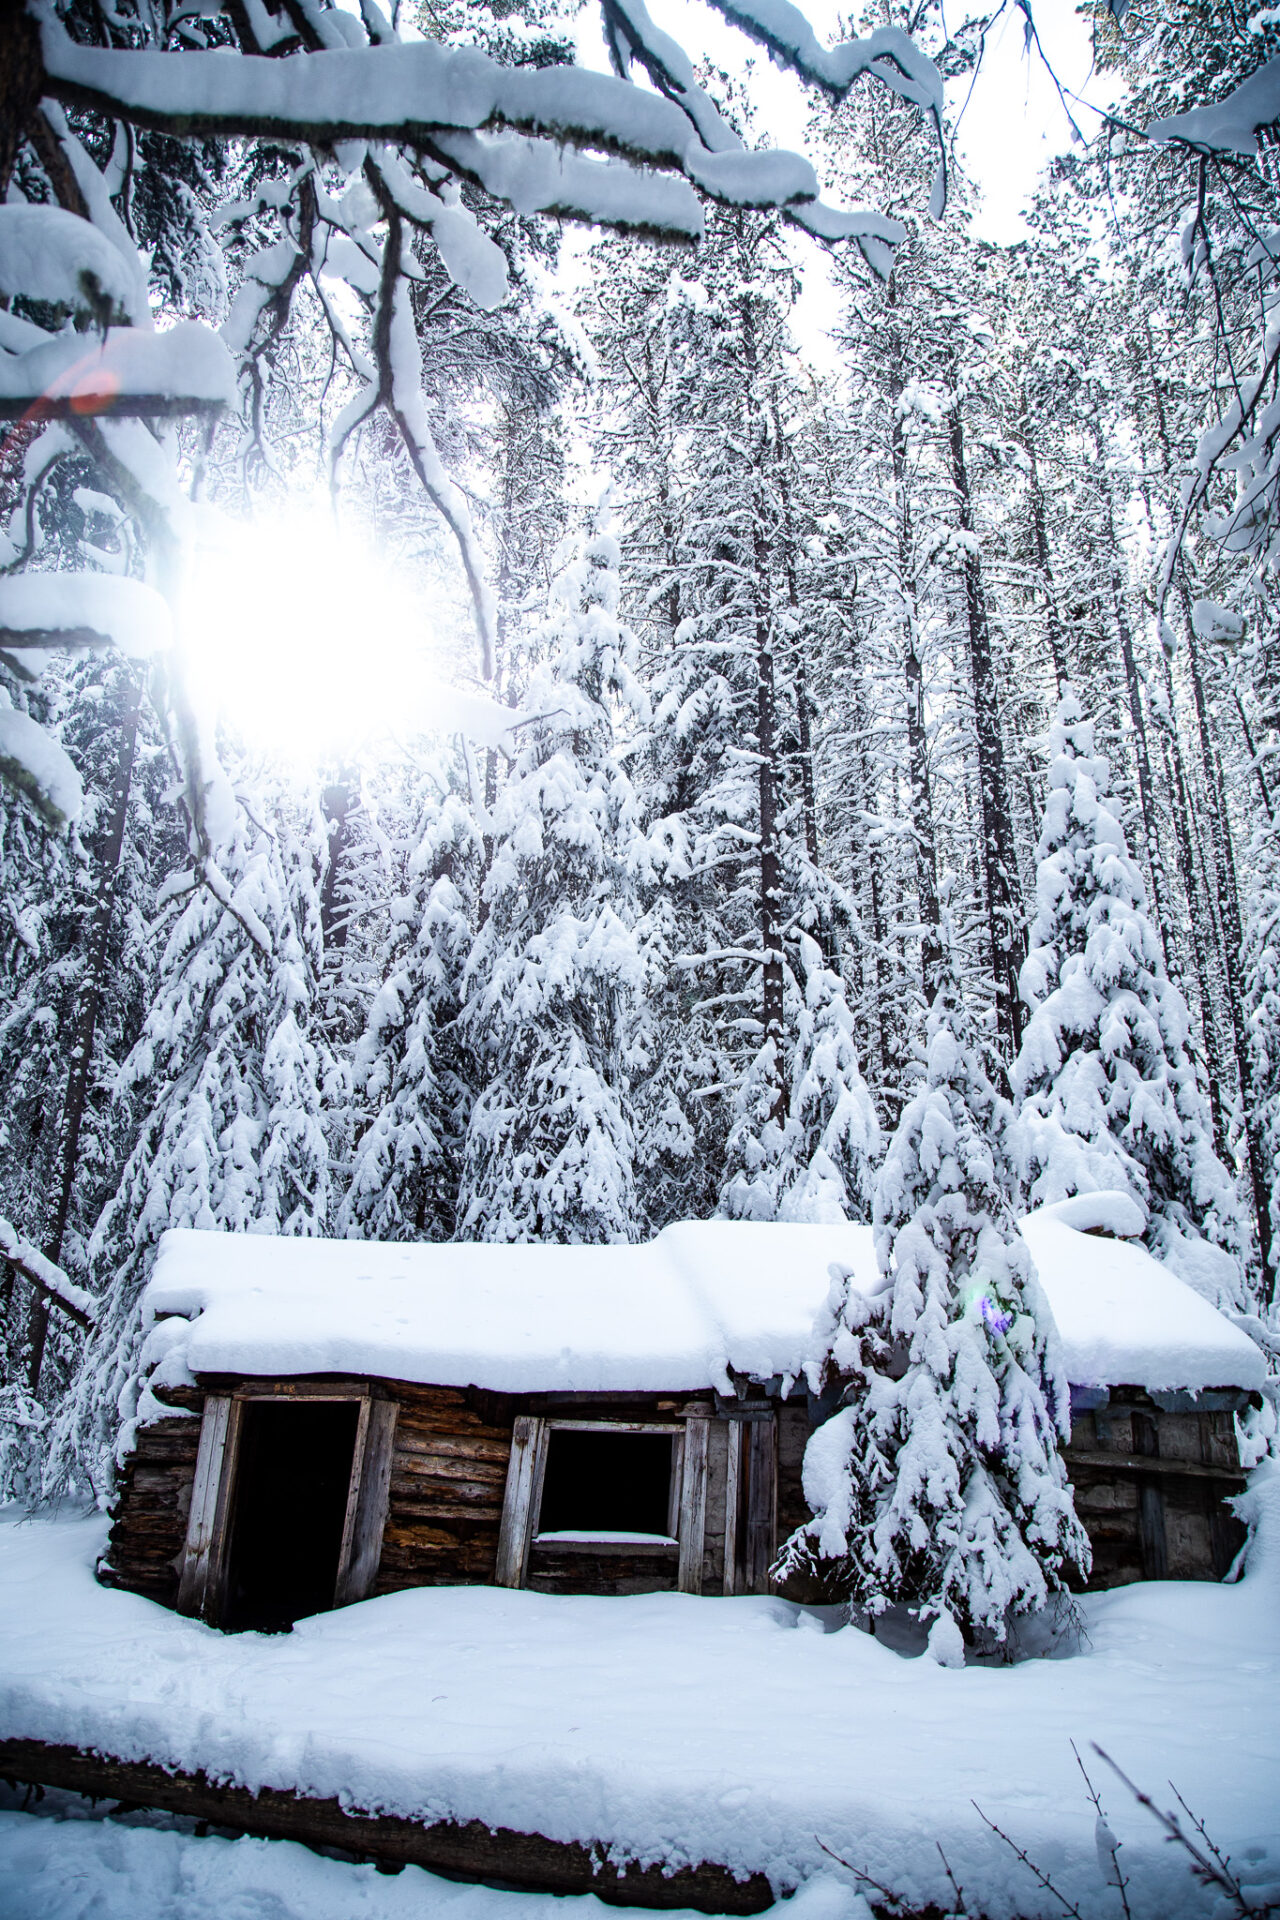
[{"xmin": 0, "ymin": 1737, "xmax": 776, "ymax": 1913}]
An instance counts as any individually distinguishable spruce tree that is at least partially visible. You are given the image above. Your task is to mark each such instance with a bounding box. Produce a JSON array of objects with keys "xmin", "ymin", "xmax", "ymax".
[
  {"xmin": 719, "ymin": 936, "xmax": 879, "ymax": 1223},
  {"xmin": 780, "ymin": 949, "xmax": 1088, "ymax": 1656},
  {"xmin": 341, "ymin": 784, "xmax": 481, "ymax": 1241},
  {"xmin": 47, "ymin": 777, "xmax": 332, "ymax": 1499},
  {"xmin": 457, "ymin": 512, "xmax": 645, "ymax": 1244},
  {"xmin": 1011, "ymin": 693, "xmax": 1246, "ymax": 1307}
]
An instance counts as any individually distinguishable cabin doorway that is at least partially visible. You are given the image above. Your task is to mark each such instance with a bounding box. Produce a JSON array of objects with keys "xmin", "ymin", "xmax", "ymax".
[{"xmin": 222, "ymin": 1400, "xmax": 360, "ymax": 1632}]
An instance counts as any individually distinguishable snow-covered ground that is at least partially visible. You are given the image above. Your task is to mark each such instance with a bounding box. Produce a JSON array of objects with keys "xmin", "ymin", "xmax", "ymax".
[{"xmin": 1, "ymin": 1507, "xmax": 1277, "ymax": 1919}]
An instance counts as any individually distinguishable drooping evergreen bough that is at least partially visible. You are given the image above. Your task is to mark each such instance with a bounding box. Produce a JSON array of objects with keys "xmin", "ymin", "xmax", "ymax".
[
  {"xmin": 1011, "ymin": 692, "xmax": 1246, "ymax": 1308},
  {"xmin": 779, "ymin": 956, "xmax": 1089, "ymax": 1659},
  {"xmin": 457, "ymin": 512, "xmax": 646, "ymax": 1244}
]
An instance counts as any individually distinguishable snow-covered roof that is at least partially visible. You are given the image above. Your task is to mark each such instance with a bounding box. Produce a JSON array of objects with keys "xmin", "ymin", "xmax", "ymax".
[{"xmin": 143, "ymin": 1211, "xmax": 1267, "ymax": 1399}]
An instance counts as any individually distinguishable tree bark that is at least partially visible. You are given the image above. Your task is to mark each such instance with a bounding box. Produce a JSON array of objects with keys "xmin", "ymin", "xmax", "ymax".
[
  {"xmin": 888, "ymin": 361, "xmax": 943, "ymax": 1007},
  {"xmin": 945, "ymin": 380, "xmax": 1024, "ymax": 1056}
]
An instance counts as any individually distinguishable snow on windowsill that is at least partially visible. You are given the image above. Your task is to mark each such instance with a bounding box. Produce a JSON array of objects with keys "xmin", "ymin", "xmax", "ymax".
[{"xmin": 534, "ymin": 1531, "xmax": 678, "ymax": 1548}]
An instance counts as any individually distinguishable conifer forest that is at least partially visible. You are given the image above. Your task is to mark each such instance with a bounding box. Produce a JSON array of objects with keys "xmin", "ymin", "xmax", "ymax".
[{"xmin": 2, "ymin": 5, "xmax": 1280, "ymax": 1908}]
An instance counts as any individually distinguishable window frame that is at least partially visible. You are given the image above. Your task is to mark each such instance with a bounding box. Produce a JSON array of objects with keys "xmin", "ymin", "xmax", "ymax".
[{"xmin": 496, "ymin": 1414, "xmax": 709, "ymax": 1594}]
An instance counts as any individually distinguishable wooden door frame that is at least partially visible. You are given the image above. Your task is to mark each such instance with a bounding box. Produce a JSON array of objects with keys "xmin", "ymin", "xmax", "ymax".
[
  {"xmin": 721, "ymin": 1407, "xmax": 777, "ymax": 1597},
  {"xmin": 176, "ymin": 1383, "xmax": 397, "ymax": 1626},
  {"xmin": 494, "ymin": 1414, "xmax": 709, "ymax": 1594}
]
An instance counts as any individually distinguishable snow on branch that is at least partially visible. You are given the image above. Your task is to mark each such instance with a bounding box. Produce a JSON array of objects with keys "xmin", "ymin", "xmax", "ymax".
[
  {"xmin": 0, "ymin": 707, "xmax": 83, "ymax": 831},
  {"xmin": 429, "ymin": 130, "xmax": 704, "ymax": 243},
  {"xmin": 0, "ymin": 321, "xmax": 237, "ymax": 422},
  {"xmin": 1148, "ymin": 59, "xmax": 1280, "ymax": 157},
  {"xmin": 40, "ymin": 20, "xmax": 821, "ymax": 221},
  {"xmin": 0, "ymin": 575, "xmax": 172, "ymax": 658},
  {"xmin": 0, "ymin": 205, "xmax": 135, "ymax": 325},
  {"xmin": 0, "ymin": 1215, "xmax": 96, "ymax": 1331}
]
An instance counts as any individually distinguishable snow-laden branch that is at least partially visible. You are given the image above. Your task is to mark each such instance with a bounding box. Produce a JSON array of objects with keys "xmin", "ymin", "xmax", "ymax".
[
  {"xmin": 0, "ymin": 1214, "xmax": 96, "ymax": 1331},
  {"xmin": 0, "ymin": 707, "xmax": 83, "ymax": 831},
  {"xmin": 0, "ymin": 575, "xmax": 172, "ymax": 657},
  {"xmin": 41, "ymin": 18, "xmax": 820, "ymax": 221},
  {"xmin": 1148, "ymin": 59, "xmax": 1280, "ymax": 157},
  {"xmin": 0, "ymin": 320, "xmax": 237, "ymax": 422}
]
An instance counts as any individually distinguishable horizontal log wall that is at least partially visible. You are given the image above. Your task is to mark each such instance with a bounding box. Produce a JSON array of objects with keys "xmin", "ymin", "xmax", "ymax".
[
  {"xmin": 102, "ymin": 1375, "xmax": 1247, "ymax": 1610},
  {"xmin": 376, "ymin": 1384, "xmax": 513, "ymax": 1594},
  {"xmin": 100, "ymin": 1410, "xmax": 201, "ymax": 1605},
  {"xmin": 1063, "ymin": 1388, "xmax": 1245, "ymax": 1588}
]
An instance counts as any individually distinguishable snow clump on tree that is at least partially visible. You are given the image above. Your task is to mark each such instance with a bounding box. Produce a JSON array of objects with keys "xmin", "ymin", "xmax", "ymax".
[
  {"xmin": 778, "ymin": 952, "xmax": 1089, "ymax": 1658},
  {"xmin": 1011, "ymin": 692, "xmax": 1246, "ymax": 1309}
]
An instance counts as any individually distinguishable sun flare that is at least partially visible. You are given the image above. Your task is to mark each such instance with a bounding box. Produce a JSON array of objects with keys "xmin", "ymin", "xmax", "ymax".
[{"xmin": 179, "ymin": 501, "xmax": 460, "ymax": 762}]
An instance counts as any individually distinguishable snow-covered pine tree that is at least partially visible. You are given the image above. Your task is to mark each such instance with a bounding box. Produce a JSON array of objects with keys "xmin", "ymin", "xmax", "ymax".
[
  {"xmin": 341, "ymin": 780, "xmax": 482, "ymax": 1241},
  {"xmin": 457, "ymin": 510, "xmax": 646, "ymax": 1244},
  {"xmin": 46, "ymin": 775, "xmax": 333, "ymax": 1500},
  {"xmin": 1011, "ymin": 692, "xmax": 1247, "ymax": 1306},
  {"xmin": 779, "ymin": 945, "xmax": 1088, "ymax": 1657},
  {"xmin": 719, "ymin": 936, "xmax": 879, "ymax": 1223}
]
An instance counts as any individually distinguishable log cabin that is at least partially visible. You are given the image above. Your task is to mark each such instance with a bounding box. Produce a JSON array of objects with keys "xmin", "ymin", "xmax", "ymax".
[{"xmin": 102, "ymin": 1203, "xmax": 1267, "ymax": 1633}]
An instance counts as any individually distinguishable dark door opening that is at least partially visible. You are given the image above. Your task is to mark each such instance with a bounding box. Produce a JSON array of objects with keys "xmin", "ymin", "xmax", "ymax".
[
  {"xmin": 537, "ymin": 1429, "xmax": 674, "ymax": 1538},
  {"xmin": 222, "ymin": 1400, "xmax": 359, "ymax": 1632}
]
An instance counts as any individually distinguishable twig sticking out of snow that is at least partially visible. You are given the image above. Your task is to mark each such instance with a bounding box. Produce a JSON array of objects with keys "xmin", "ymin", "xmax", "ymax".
[
  {"xmin": 814, "ymin": 1836, "xmax": 919, "ymax": 1917},
  {"xmin": 970, "ymin": 1802, "xmax": 1086, "ymax": 1919},
  {"xmin": 1091, "ymin": 1745, "xmax": 1271, "ymax": 1918},
  {"xmin": 1071, "ymin": 1741, "xmax": 1132, "ymax": 1920},
  {"xmin": 935, "ymin": 1841, "xmax": 969, "ymax": 1915},
  {"xmin": 0, "ymin": 1215, "xmax": 96, "ymax": 1331}
]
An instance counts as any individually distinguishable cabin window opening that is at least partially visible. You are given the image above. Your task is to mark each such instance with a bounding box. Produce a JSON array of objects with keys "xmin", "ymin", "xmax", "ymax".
[
  {"xmin": 536, "ymin": 1429, "xmax": 676, "ymax": 1542},
  {"xmin": 222, "ymin": 1400, "xmax": 360, "ymax": 1632}
]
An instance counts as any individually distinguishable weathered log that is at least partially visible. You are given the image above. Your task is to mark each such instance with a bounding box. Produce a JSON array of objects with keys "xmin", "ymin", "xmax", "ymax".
[
  {"xmin": 0, "ymin": 1738, "xmax": 775, "ymax": 1914},
  {"xmin": 1064, "ymin": 1451, "xmax": 1246, "ymax": 1484}
]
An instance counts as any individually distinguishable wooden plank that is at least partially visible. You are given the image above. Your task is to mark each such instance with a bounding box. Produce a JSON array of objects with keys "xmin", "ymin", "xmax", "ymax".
[
  {"xmin": 723, "ymin": 1420, "xmax": 742, "ymax": 1597},
  {"xmin": 743, "ymin": 1416, "xmax": 776, "ymax": 1595},
  {"xmin": 1065, "ymin": 1450, "xmax": 1246, "ymax": 1483},
  {"xmin": 238, "ymin": 1382, "xmax": 370, "ymax": 1402},
  {"xmin": 176, "ymin": 1395, "xmax": 238, "ymax": 1620},
  {"xmin": 495, "ymin": 1415, "xmax": 546, "ymax": 1588},
  {"xmin": 336, "ymin": 1397, "xmax": 398, "ymax": 1606},
  {"xmin": 677, "ymin": 1416, "xmax": 709, "ymax": 1596},
  {"xmin": 334, "ymin": 1396, "xmax": 373, "ymax": 1604},
  {"xmin": 0, "ymin": 1738, "xmax": 774, "ymax": 1915},
  {"xmin": 545, "ymin": 1420, "xmax": 685, "ymax": 1434}
]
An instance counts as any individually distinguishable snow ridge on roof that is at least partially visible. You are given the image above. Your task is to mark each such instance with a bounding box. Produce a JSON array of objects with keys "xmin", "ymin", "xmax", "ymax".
[{"xmin": 142, "ymin": 1213, "xmax": 1267, "ymax": 1400}]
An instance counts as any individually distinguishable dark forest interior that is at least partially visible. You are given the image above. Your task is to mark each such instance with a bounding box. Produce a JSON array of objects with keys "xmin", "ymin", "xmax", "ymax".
[
  {"xmin": 222, "ymin": 1400, "xmax": 359, "ymax": 1632},
  {"xmin": 537, "ymin": 1431, "xmax": 674, "ymax": 1537}
]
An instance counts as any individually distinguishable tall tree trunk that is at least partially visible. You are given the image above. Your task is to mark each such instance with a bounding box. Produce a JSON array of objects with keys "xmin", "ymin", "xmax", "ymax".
[
  {"xmin": 1094, "ymin": 445, "xmax": 1173, "ymax": 964},
  {"xmin": 1186, "ymin": 601, "xmax": 1277, "ymax": 1306},
  {"xmin": 945, "ymin": 380, "xmax": 1024, "ymax": 1057},
  {"xmin": 1133, "ymin": 334, "xmax": 1274, "ymax": 1300},
  {"xmin": 28, "ymin": 667, "xmax": 143, "ymax": 1393},
  {"xmin": 887, "ymin": 370, "xmax": 943, "ymax": 1005},
  {"xmin": 754, "ymin": 498, "xmax": 785, "ymax": 1102},
  {"xmin": 1019, "ymin": 394, "xmax": 1070, "ymax": 692},
  {"xmin": 1155, "ymin": 672, "xmax": 1228, "ymax": 1154}
]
